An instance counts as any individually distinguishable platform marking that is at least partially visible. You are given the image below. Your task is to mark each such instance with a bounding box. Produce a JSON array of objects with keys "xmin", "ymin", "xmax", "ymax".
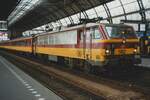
[
  {"xmin": 27, "ymin": 86, "xmax": 32, "ymax": 88},
  {"xmin": 25, "ymin": 83, "xmax": 29, "ymax": 86},
  {"xmin": 38, "ymin": 98, "xmax": 45, "ymax": 100},
  {"xmin": 0, "ymin": 57, "xmax": 47, "ymax": 100},
  {"xmin": 35, "ymin": 94, "xmax": 41, "ymax": 97},
  {"xmin": 32, "ymin": 91, "xmax": 38, "ymax": 94},
  {"xmin": 29, "ymin": 88, "xmax": 34, "ymax": 91}
]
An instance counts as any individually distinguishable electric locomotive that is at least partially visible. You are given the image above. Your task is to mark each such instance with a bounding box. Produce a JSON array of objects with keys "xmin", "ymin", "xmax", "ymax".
[{"xmin": 0, "ymin": 23, "xmax": 141, "ymax": 71}]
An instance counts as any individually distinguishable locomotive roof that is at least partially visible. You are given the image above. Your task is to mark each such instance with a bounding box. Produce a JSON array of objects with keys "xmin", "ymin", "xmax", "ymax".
[
  {"xmin": 36, "ymin": 23, "xmax": 133, "ymax": 37},
  {"xmin": 36, "ymin": 23, "xmax": 100, "ymax": 37}
]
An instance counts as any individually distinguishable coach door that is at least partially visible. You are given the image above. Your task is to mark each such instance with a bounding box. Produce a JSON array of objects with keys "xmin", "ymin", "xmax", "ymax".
[{"xmin": 84, "ymin": 28, "xmax": 92, "ymax": 60}]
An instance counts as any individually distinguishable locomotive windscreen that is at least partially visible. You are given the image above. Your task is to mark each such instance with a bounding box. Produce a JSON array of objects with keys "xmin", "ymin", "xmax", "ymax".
[{"xmin": 105, "ymin": 25, "xmax": 137, "ymax": 38}]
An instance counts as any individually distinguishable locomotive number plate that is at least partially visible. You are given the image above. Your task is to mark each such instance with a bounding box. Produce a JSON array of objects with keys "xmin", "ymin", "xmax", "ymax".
[{"xmin": 119, "ymin": 49, "xmax": 126, "ymax": 54}]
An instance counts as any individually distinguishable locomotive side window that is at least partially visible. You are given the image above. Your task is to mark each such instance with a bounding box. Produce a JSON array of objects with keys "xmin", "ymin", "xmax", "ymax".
[
  {"xmin": 38, "ymin": 36, "xmax": 44, "ymax": 45},
  {"xmin": 80, "ymin": 31, "xmax": 84, "ymax": 40},
  {"xmin": 48, "ymin": 35, "xmax": 53, "ymax": 45},
  {"xmin": 91, "ymin": 27, "xmax": 101, "ymax": 39},
  {"xmin": 50, "ymin": 30, "xmax": 77, "ymax": 45},
  {"xmin": 44, "ymin": 35, "xmax": 48, "ymax": 45}
]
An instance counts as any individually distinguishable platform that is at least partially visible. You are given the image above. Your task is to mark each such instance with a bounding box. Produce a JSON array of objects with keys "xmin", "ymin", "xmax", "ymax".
[{"xmin": 0, "ymin": 56, "xmax": 63, "ymax": 100}]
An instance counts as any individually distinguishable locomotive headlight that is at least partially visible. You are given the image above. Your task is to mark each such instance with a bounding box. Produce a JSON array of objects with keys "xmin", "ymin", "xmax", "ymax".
[
  {"xmin": 134, "ymin": 49, "xmax": 137, "ymax": 53},
  {"xmin": 122, "ymin": 37, "xmax": 126, "ymax": 44},
  {"xmin": 105, "ymin": 49, "xmax": 110, "ymax": 54},
  {"xmin": 123, "ymin": 40, "xmax": 126, "ymax": 44}
]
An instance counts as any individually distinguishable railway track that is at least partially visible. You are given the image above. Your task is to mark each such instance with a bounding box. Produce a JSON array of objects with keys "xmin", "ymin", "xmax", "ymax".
[{"xmin": 0, "ymin": 51, "xmax": 148, "ymax": 100}]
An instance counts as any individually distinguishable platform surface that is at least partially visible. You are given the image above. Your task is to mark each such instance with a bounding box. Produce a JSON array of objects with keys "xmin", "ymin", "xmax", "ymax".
[
  {"xmin": 140, "ymin": 58, "xmax": 150, "ymax": 68},
  {"xmin": 0, "ymin": 56, "xmax": 63, "ymax": 100}
]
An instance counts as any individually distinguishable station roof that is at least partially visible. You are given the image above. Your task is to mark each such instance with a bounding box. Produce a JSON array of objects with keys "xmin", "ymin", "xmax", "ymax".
[
  {"xmin": 6, "ymin": 0, "xmax": 150, "ymax": 35},
  {"xmin": 7, "ymin": 0, "xmax": 113, "ymax": 32}
]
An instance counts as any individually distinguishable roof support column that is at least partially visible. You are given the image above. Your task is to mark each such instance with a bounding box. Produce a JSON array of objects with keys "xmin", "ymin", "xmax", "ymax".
[
  {"xmin": 119, "ymin": 0, "xmax": 127, "ymax": 20},
  {"xmin": 103, "ymin": 4, "xmax": 113, "ymax": 23},
  {"xmin": 137, "ymin": 0, "xmax": 146, "ymax": 22}
]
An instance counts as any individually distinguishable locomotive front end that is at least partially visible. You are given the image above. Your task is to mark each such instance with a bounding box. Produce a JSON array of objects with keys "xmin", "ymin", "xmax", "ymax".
[{"xmin": 100, "ymin": 24, "xmax": 141, "ymax": 66}]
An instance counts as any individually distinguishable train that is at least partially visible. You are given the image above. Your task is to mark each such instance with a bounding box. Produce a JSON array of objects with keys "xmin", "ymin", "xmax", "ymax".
[
  {"xmin": 136, "ymin": 31, "xmax": 150, "ymax": 55},
  {"xmin": 0, "ymin": 23, "xmax": 141, "ymax": 72}
]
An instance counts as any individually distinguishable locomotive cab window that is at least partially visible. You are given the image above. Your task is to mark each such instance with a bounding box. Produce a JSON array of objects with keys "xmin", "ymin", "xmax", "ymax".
[{"xmin": 105, "ymin": 25, "xmax": 137, "ymax": 38}]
